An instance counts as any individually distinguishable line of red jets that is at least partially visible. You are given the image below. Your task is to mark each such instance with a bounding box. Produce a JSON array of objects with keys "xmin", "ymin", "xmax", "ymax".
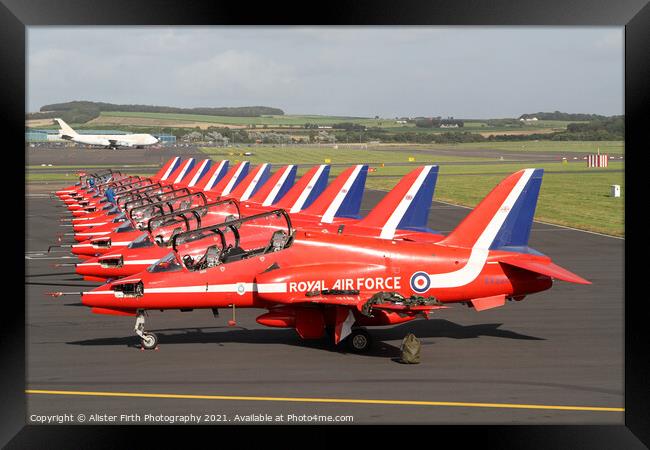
[{"xmin": 49, "ymin": 156, "xmax": 589, "ymax": 352}]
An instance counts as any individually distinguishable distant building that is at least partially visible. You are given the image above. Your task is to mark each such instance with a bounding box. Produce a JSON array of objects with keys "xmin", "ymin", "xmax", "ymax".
[
  {"xmin": 519, "ymin": 117, "xmax": 539, "ymax": 122},
  {"xmin": 440, "ymin": 118, "xmax": 464, "ymax": 128},
  {"xmin": 155, "ymin": 134, "xmax": 176, "ymax": 144}
]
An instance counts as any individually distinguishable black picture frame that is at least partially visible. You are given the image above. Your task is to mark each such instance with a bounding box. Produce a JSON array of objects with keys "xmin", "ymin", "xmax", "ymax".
[{"xmin": 4, "ymin": 0, "xmax": 648, "ymax": 446}]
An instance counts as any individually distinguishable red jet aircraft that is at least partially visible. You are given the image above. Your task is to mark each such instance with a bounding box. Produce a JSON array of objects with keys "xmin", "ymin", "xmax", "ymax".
[
  {"xmin": 71, "ymin": 164, "xmax": 443, "ymax": 280},
  {"xmin": 68, "ymin": 168, "xmax": 589, "ymax": 352}
]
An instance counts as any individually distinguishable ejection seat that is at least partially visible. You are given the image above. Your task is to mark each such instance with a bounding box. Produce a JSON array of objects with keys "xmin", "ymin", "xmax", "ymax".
[{"xmin": 268, "ymin": 230, "xmax": 289, "ymax": 252}]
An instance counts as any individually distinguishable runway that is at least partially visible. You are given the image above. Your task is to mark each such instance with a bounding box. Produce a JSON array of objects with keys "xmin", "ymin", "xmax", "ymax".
[{"xmin": 25, "ymin": 182, "xmax": 624, "ymax": 424}]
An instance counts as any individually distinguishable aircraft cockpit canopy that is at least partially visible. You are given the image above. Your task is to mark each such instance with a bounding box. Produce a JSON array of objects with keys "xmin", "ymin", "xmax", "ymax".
[
  {"xmin": 127, "ymin": 233, "xmax": 155, "ymax": 249},
  {"xmin": 146, "ymin": 252, "xmax": 183, "ymax": 273},
  {"xmin": 172, "ymin": 209, "xmax": 293, "ymax": 272},
  {"xmin": 123, "ymin": 186, "xmax": 188, "ymax": 215},
  {"xmin": 128, "ymin": 192, "xmax": 208, "ymax": 231},
  {"xmin": 147, "ymin": 199, "xmax": 240, "ymax": 248}
]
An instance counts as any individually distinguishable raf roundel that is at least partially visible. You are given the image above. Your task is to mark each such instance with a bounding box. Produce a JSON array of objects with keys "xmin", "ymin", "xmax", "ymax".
[
  {"xmin": 236, "ymin": 283, "xmax": 246, "ymax": 296},
  {"xmin": 410, "ymin": 271, "xmax": 431, "ymax": 294}
]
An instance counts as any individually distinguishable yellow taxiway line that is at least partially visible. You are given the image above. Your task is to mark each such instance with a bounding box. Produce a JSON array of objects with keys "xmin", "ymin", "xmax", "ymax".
[{"xmin": 26, "ymin": 389, "xmax": 624, "ymax": 413}]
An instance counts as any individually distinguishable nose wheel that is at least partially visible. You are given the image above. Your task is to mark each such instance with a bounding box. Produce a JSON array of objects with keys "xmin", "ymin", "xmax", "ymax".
[
  {"xmin": 141, "ymin": 332, "xmax": 158, "ymax": 350},
  {"xmin": 134, "ymin": 310, "xmax": 158, "ymax": 350}
]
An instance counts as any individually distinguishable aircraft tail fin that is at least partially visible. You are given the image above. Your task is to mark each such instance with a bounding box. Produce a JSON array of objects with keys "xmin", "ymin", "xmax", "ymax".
[
  {"xmin": 356, "ymin": 165, "xmax": 439, "ymax": 239},
  {"xmin": 440, "ymin": 168, "xmax": 544, "ymax": 250},
  {"xmin": 249, "ymin": 165, "xmax": 297, "ymax": 206},
  {"xmin": 171, "ymin": 158, "xmax": 196, "ymax": 185},
  {"xmin": 274, "ymin": 165, "xmax": 330, "ymax": 212},
  {"xmin": 208, "ymin": 161, "xmax": 250, "ymax": 197},
  {"xmin": 301, "ymin": 164, "xmax": 368, "ymax": 223},
  {"xmin": 54, "ymin": 118, "xmax": 78, "ymax": 138},
  {"xmin": 229, "ymin": 163, "xmax": 272, "ymax": 201},
  {"xmin": 182, "ymin": 158, "xmax": 212, "ymax": 188},
  {"xmin": 164, "ymin": 158, "xmax": 191, "ymax": 184},
  {"xmin": 193, "ymin": 160, "xmax": 229, "ymax": 191},
  {"xmin": 153, "ymin": 156, "xmax": 182, "ymax": 181}
]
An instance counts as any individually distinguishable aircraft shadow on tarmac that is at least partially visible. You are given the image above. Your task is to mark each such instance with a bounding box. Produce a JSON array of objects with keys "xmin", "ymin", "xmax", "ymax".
[
  {"xmin": 26, "ymin": 281, "xmax": 96, "ymax": 288},
  {"xmin": 25, "ymin": 272, "xmax": 79, "ymax": 278},
  {"xmin": 66, "ymin": 319, "xmax": 544, "ymax": 359}
]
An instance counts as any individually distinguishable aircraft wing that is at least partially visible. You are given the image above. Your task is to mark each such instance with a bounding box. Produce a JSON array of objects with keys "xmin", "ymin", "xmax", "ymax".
[
  {"xmin": 260, "ymin": 290, "xmax": 447, "ymax": 345},
  {"xmin": 257, "ymin": 289, "xmax": 447, "ymax": 314}
]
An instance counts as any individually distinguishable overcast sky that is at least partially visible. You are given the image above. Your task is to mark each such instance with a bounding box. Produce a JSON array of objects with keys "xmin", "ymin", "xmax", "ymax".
[{"xmin": 27, "ymin": 27, "xmax": 623, "ymax": 118}]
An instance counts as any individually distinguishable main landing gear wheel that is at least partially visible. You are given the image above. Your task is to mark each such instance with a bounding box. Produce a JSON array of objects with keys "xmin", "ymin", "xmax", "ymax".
[
  {"xmin": 346, "ymin": 328, "xmax": 372, "ymax": 353},
  {"xmin": 141, "ymin": 332, "xmax": 158, "ymax": 350}
]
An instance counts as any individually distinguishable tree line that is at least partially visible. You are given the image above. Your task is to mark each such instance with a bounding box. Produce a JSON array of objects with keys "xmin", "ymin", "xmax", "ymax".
[
  {"xmin": 27, "ymin": 101, "xmax": 285, "ymax": 124},
  {"xmin": 519, "ymin": 111, "xmax": 610, "ymax": 121}
]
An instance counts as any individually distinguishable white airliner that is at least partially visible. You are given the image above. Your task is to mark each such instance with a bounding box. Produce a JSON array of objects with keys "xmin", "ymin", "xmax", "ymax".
[{"xmin": 54, "ymin": 118, "xmax": 159, "ymax": 149}]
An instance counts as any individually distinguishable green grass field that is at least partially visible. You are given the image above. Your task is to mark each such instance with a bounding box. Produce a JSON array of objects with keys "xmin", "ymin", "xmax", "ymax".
[
  {"xmin": 98, "ymin": 111, "xmax": 386, "ymax": 127},
  {"xmin": 27, "ymin": 164, "xmax": 159, "ymax": 170},
  {"xmin": 364, "ymin": 164, "xmax": 623, "ymax": 236},
  {"xmin": 95, "ymin": 111, "xmax": 578, "ymax": 133},
  {"xmin": 421, "ymin": 140, "xmax": 624, "ymax": 154},
  {"xmin": 201, "ymin": 146, "xmax": 493, "ymax": 165},
  {"xmin": 200, "ymin": 146, "xmax": 624, "ymax": 236},
  {"xmin": 28, "ymin": 143, "xmax": 624, "ymax": 236}
]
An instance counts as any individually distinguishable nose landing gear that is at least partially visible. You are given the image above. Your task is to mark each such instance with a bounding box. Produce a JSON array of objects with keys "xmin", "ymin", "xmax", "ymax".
[{"xmin": 135, "ymin": 310, "xmax": 158, "ymax": 350}]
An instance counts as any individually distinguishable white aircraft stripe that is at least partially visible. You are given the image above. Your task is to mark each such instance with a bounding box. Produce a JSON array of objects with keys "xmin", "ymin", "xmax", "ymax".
[
  {"xmin": 160, "ymin": 157, "xmax": 180, "ymax": 181},
  {"xmin": 74, "ymin": 241, "xmax": 132, "ymax": 248},
  {"xmin": 84, "ymin": 282, "xmax": 288, "ymax": 295},
  {"xmin": 188, "ymin": 159, "xmax": 210, "ymax": 187},
  {"xmin": 79, "ymin": 259, "xmax": 161, "ymax": 267},
  {"xmin": 76, "ymin": 231, "xmax": 111, "ymax": 236},
  {"xmin": 240, "ymin": 164, "xmax": 268, "ymax": 201},
  {"xmin": 256, "ymin": 282, "xmax": 287, "ymax": 293},
  {"xmin": 173, "ymin": 158, "xmax": 194, "ymax": 184},
  {"xmin": 423, "ymin": 168, "xmax": 535, "ymax": 289},
  {"xmin": 320, "ymin": 165, "xmax": 364, "ymax": 224},
  {"xmin": 205, "ymin": 160, "xmax": 227, "ymax": 190},
  {"xmin": 75, "ymin": 222, "xmax": 108, "ymax": 227},
  {"xmin": 380, "ymin": 165, "xmax": 432, "ymax": 240},
  {"xmin": 290, "ymin": 165, "xmax": 326, "ymax": 213},
  {"xmin": 262, "ymin": 165, "xmax": 294, "ymax": 207},
  {"xmin": 221, "ymin": 162, "xmax": 248, "ymax": 196}
]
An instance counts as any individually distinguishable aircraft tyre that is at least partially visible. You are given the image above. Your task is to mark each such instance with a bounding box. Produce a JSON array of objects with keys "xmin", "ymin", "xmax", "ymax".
[
  {"xmin": 346, "ymin": 328, "xmax": 372, "ymax": 353},
  {"xmin": 141, "ymin": 332, "xmax": 158, "ymax": 350}
]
